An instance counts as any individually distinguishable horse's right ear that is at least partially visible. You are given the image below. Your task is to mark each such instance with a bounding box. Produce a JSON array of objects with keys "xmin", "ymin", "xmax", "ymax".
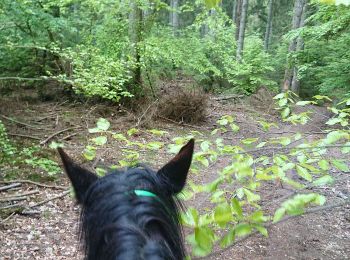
[{"xmin": 58, "ymin": 148, "xmax": 97, "ymax": 203}]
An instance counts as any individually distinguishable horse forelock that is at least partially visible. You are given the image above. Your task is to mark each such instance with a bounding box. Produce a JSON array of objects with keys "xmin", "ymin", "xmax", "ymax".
[{"xmin": 79, "ymin": 167, "xmax": 185, "ymax": 260}]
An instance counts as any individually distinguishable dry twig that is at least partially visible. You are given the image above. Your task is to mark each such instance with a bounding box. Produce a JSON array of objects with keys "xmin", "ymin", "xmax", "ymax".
[{"xmin": 0, "ymin": 180, "xmax": 68, "ymax": 190}]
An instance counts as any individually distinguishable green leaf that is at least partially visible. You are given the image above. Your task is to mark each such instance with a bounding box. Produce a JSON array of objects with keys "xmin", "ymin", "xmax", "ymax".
[
  {"xmin": 323, "ymin": 130, "xmax": 349, "ymax": 144},
  {"xmin": 231, "ymin": 198, "xmax": 243, "ymax": 218},
  {"xmin": 241, "ymin": 138, "xmax": 259, "ymax": 145},
  {"xmin": 97, "ymin": 118, "xmax": 110, "ymax": 131},
  {"xmin": 230, "ymin": 123, "xmax": 240, "ymax": 133},
  {"xmin": 326, "ymin": 118, "xmax": 342, "ymax": 125},
  {"xmin": 243, "ymin": 188, "xmax": 260, "ymax": 202},
  {"xmin": 214, "ymin": 202, "xmax": 232, "ymax": 226},
  {"xmin": 181, "ymin": 208, "xmax": 199, "ymax": 227},
  {"xmin": 273, "ymin": 208, "xmax": 286, "ymax": 223},
  {"xmin": 278, "ymin": 98, "xmax": 288, "ymax": 107},
  {"xmin": 273, "ymin": 93, "xmax": 285, "ymax": 99},
  {"xmin": 234, "ymin": 223, "xmax": 252, "ymax": 237},
  {"xmin": 331, "ymin": 160, "xmax": 349, "ymax": 172},
  {"xmin": 127, "ymin": 128, "xmax": 139, "ymax": 136},
  {"xmin": 281, "ymin": 107, "xmax": 291, "ymax": 118},
  {"xmin": 312, "ymin": 175, "xmax": 334, "ymax": 186},
  {"xmin": 318, "ymin": 160, "xmax": 330, "ymax": 171},
  {"xmin": 296, "ymin": 165, "xmax": 313, "ymax": 182},
  {"xmin": 255, "ymin": 225, "xmax": 268, "ymax": 237},
  {"xmin": 249, "ymin": 211, "xmax": 268, "ymax": 223},
  {"xmin": 91, "ymin": 136, "xmax": 107, "ymax": 146},
  {"xmin": 82, "ymin": 146, "xmax": 96, "ymax": 161},
  {"xmin": 194, "ymin": 227, "xmax": 214, "ymax": 256},
  {"xmin": 112, "ymin": 133, "xmax": 128, "ymax": 142},
  {"xmin": 148, "ymin": 129, "xmax": 168, "ymax": 136},
  {"xmin": 313, "ymin": 95, "xmax": 332, "ymax": 101},
  {"xmin": 95, "ymin": 167, "xmax": 107, "ymax": 177},
  {"xmin": 146, "ymin": 141, "xmax": 164, "ymax": 150},
  {"xmin": 256, "ymin": 142, "xmax": 267, "ymax": 148},
  {"xmin": 200, "ymin": 141, "xmax": 211, "ymax": 152},
  {"xmin": 220, "ymin": 229, "xmax": 235, "ymax": 248}
]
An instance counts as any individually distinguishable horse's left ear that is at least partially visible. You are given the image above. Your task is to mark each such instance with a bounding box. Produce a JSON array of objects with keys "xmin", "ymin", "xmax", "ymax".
[
  {"xmin": 158, "ymin": 139, "xmax": 194, "ymax": 194},
  {"xmin": 58, "ymin": 148, "xmax": 98, "ymax": 203}
]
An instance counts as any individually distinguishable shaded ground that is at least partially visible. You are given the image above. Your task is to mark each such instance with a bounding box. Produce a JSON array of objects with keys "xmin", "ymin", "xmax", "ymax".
[{"xmin": 0, "ymin": 92, "xmax": 349, "ymax": 259}]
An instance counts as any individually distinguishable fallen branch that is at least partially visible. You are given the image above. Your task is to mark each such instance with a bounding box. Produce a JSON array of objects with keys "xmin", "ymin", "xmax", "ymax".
[
  {"xmin": 1, "ymin": 115, "xmax": 43, "ymax": 129},
  {"xmin": 0, "ymin": 212, "xmax": 16, "ymax": 224},
  {"xmin": 8, "ymin": 133, "xmax": 41, "ymax": 140},
  {"xmin": 213, "ymin": 94, "xmax": 244, "ymax": 101},
  {"xmin": 60, "ymin": 132, "xmax": 78, "ymax": 141},
  {"xmin": 0, "ymin": 196, "xmax": 27, "ymax": 202},
  {"xmin": 6, "ymin": 190, "xmax": 40, "ymax": 197},
  {"xmin": 194, "ymin": 198, "xmax": 350, "ymax": 259},
  {"xmin": 0, "ymin": 180, "xmax": 68, "ymax": 190},
  {"xmin": 40, "ymin": 126, "xmax": 82, "ymax": 145},
  {"xmin": 28, "ymin": 190, "xmax": 70, "ymax": 209},
  {"xmin": 0, "ymin": 183, "xmax": 21, "ymax": 192}
]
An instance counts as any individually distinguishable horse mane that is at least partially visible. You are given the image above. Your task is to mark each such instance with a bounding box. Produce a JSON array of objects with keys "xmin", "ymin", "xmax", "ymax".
[{"xmin": 79, "ymin": 166, "xmax": 185, "ymax": 260}]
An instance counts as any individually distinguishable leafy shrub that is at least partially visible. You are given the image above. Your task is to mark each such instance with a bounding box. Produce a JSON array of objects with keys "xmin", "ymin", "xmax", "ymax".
[
  {"xmin": 61, "ymin": 46, "xmax": 134, "ymax": 102},
  {"xmin": 0, "ymin": 120, "xmax": 15, "ymax": 163}
]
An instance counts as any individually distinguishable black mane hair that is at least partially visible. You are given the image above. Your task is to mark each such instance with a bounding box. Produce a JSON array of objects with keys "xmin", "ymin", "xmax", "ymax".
[
  {"xmin": 81, "ymin": 167, "xmax": 184, "ymax": 260},
  {"xmin": 58, "ymin": 139, "xmax": 194, "ymax": 260}
]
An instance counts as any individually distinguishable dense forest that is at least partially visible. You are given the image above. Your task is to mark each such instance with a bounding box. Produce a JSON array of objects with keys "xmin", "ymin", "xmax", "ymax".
[
  {"xmin": 1, "ymin": 0, "xmax": 349, "ymax": 100},
  {"xmin": 0, "ymin": 0, "xmax": 349, "ymax": 259}
]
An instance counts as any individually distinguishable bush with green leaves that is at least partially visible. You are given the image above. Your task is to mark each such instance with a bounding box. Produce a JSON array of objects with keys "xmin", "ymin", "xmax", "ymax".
[
  {"xmin": 70, "ymin": 94, "xmax": 349, "ymax": 258},
  {"xmin": 0, "ymin": 120, "xmax": 16, "ymax": 163}
]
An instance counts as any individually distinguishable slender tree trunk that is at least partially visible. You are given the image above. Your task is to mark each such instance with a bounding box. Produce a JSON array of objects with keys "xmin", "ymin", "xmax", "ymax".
[
  {"xmin": 282, "ymin": 0, "xmax": 307, "ymax": 92},
  {"xmin": 291, "ymin": 4, "xmax": 307, "ymax": 94},
  {"xmin": 234, "ymin": 0, "xmax": 242, "ymax": 41},
  {"xmin": 236, "ymin": 0, "xmax": 248, "ymax": 62},
  {"xmin": 129, "ymin": 0, "xmax": 143, "ymax": 87},
  {"xmin": 169, "ymin": 0, "xmax": 179, "ymax": 35},
  {"xmin": 264, "ymin": 0, "xmax": 273, "ymax": 51},
  {"xmin": 232, "ymin": 0, "xmax": 236, "ymax": 22}
]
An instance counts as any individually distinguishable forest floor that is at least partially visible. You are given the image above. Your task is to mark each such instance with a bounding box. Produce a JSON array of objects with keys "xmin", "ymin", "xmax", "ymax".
[{"xmin": 0, "ymin": 90, "xmax": 349, "ymax": 260}]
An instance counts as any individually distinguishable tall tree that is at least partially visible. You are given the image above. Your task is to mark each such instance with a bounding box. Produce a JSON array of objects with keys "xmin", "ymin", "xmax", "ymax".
[
  {"xmin": 264, "ymin": 0, "xmax": 273, "ymax": 51},
  {"xmin": 169, "ymin": 0, "xmax": 179, "ymax": 35},
  {"xmin": 234, "ymin": 0, "xmax": 242, "ymax": 41},
  {"xmin": 236, "ymin": 0, "xmax": 249, "ymax": 61},
  {"xmin": 282, "ymin": 0, "xmax": 307, "ymax": 92},
  {"xmin": 129, "ymin": 0, "xmax": 143, "ymax": 87}
]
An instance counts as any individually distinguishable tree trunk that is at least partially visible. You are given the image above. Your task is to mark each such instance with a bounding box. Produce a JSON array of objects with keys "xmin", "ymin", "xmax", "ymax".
[
  {"xmin": 169, "ymin": 0, "xmax": 179, "ymax": 35},
  {"xmin": 129, "ymin": 0, "xmax": 142, "ymax": 87},
  {"xmin": 264, "ymin": 0, "xmax": 273, "ymax": 51},
  {"xmin": 232, "ymin": 0, "xmax": 236, "ymax": 22},
  {"xmin": 236, "ymin": 0, "xmax": 248, "ymax": 62},
  {"xmin": 291, "ymin": 4, "xmax": 307, "ymax": 94},
  {"xmin": 234, "ymin": 0, "xmax": 242, "ymax": 41},
  {"xmin": 282, "ymin": 0, "xmax": 307, "ymax": 92}
]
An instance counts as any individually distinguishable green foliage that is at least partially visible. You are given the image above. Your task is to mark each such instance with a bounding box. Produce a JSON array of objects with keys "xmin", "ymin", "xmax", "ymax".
[
  {"xmin": 78, "ymin": 94, "xmax": 349, "ymax": 257},
  {"xmin": 292, "ymin": 4, "xmax": 350, "ymax": 97},
  {"xmin": 0, "ymin": 120, "xmax": 60, "ymax": 176},
  {"xmin": 0, "ymin": 120, "xmax": 16, "ymax": 163}
]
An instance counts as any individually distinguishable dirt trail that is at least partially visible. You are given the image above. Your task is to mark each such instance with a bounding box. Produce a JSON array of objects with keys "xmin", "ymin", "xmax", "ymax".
[{"xmin": 0, "ymin": 96, "xmax": 349, "ymax": 259}]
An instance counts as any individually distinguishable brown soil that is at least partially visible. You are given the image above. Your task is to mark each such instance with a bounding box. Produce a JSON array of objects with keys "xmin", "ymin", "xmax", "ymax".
[{"xmin": 0, "ymin": 93, "xmax": 349, "ymax": 260}]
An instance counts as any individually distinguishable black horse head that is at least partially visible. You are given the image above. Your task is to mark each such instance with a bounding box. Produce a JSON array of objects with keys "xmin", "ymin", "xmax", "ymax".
[{"xmin": 58, "ymin": 139, "xmax": 194, "ymax": 260}]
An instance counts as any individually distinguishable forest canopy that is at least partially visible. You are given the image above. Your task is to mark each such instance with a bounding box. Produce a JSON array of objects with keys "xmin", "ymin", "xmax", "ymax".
[{"xmin": 0, "ymin": 0, "xmax": 349, "ymax": 101}]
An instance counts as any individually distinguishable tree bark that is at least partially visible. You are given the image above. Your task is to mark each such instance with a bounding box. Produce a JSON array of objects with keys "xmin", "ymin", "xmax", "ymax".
[
  {"xmin": 129, "ymin": 0, "xmax": 142, "ymax": 87},
  {"xmin": 291, "ymin": 3, "xmax": 307, "ymax": 94},
  {"xmin": 282, "ymin": 0, "xmax": 307, "ymax": 92},
  {"xmin": 264, "ymin": 0, "xmax": 273, "ymax": 51},
  {"xmin": 236, "ymin": 0, "xmax": 248, "ymax": 62},
  {"xmin": 169, "ymin": 0, "xmax": 179, "ymax": 35},
  {"xmin": 234, "ymin": 0, "xmax": 242, "ymax": 41}
]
